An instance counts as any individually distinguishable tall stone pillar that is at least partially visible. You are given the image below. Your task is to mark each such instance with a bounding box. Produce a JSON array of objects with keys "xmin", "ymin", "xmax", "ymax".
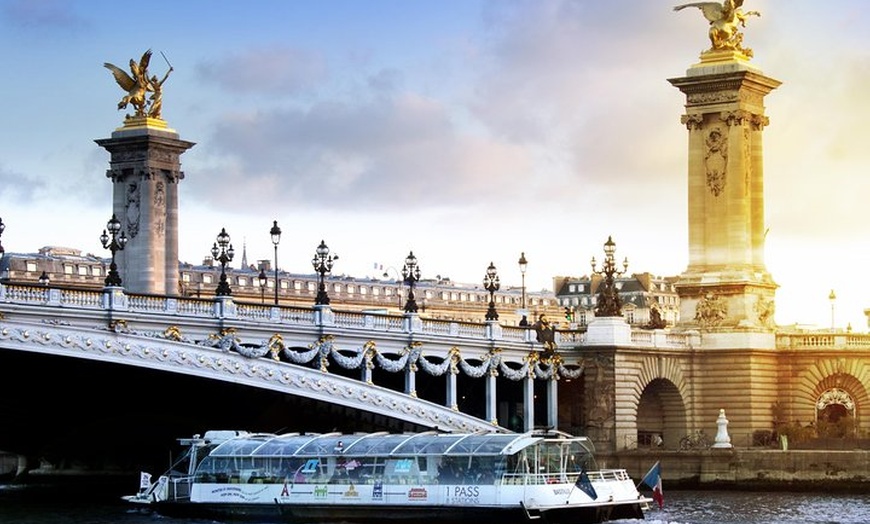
[
  {"xmin": 96, "ymin": 117, "xmax": 195, "ymax": 296},
  {"xmin": 669, "ymin": 51, "xmax": 780, "ymax": 341}
]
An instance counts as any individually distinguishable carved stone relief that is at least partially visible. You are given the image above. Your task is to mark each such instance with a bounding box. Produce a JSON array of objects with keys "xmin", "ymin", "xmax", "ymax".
[
  {"xmin": 704, "ymin": 127, "xmax": 727, "ymax": 196},
  {"xmin": 695, "ymin": 293, "xmax": 728, "ymax": 327},
  {"xmin": 755, "ymin": 295, "xmax": 775, "ymax": 327},
  {"xmin": 125, "ymin": 182, "xmax": 141, "ymax": 239}
]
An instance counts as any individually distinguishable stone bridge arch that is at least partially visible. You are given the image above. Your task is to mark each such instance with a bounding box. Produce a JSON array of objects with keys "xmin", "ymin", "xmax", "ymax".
[
  {"xmin": 620, "ymin": 354, "xmax": 690, "ymax": 450},
  {"xmin": 794, "ymin": 358, "xmax": 870, "ymax": 437}
]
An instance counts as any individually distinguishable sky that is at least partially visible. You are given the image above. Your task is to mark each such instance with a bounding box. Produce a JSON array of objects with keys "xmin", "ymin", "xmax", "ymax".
[{"xmin": 0, "ymin": 0, "xmax": 868, "ymax": 331}]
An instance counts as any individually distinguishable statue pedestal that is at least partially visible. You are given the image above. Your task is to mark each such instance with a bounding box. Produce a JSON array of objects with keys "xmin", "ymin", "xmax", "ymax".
[{"xmin": 585, "ymin": 317, "xmax": 631, "ymax": 346}]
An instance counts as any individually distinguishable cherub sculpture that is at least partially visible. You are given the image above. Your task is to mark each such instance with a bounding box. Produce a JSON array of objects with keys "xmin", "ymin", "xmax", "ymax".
[
  {"xmin": 104, "ymin": 49, "xmax": 173, "ymax": 119},
  {"xmin": 674, "ymin": 0, "xmax": 760, "ymax": 56}
]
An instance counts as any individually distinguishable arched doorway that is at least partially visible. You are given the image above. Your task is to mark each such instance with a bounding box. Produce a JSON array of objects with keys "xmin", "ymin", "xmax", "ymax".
[
  {"xmin": 636, "ymin": 378, "xmax": 686, "ymax": 450},
  {"xmin": 816, "ymin": 388, "xmax": 856, "ymax": 438}
]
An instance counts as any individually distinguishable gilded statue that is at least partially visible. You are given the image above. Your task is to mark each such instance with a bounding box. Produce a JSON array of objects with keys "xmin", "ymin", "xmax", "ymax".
[
  {"xmin": 104, "ymin": 49, "xmax": 173, "ymax": 119},
  {"xmin": 674, "ymin": 0, "xmax": 760, "ymax": 56}
]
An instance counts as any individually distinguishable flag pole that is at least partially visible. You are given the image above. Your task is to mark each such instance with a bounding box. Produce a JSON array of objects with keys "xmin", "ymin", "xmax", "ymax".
[{"xmin": 637, "ymin": 460, "xmax": 660, "ymax": 489}]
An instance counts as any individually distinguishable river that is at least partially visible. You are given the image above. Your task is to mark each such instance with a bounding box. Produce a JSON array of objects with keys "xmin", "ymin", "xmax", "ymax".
[{"xmin": 1, "ymin": 483, "xmax": 868, "ymax": 523}]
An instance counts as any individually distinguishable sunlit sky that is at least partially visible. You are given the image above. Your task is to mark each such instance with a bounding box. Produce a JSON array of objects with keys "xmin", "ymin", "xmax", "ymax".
[{"xmin": 1, "ymin": 1, "xmax": 868, "ymax": 331}]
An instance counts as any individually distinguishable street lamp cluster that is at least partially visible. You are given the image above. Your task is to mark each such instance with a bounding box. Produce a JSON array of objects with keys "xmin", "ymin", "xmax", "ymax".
[
  {"xmin": 211, "ymin": 227, "xmax": 235, "ymax": 296},
  {"xmin": 484, "ymin": 262, "xmax": 500, "ymax": 321},
  {"xmin": 313, "ymin": 240, "xmax": 338, "ymax": 305},
  {"xmin": 100, "ymin": 214, "xmax": 128, "ymax": 287},
  {"xmin": 401, "ymin": 251, "xmax": 421, "ymax": 313},
  {"xmin": 590, "ymin": 235, "xmax": 628, "ymax": 317}
]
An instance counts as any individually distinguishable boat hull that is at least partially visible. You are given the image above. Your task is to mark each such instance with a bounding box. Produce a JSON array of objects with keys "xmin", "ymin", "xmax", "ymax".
[{"xmin": 152, "ymin": 500, "xmax": 646, "ymax": 523}]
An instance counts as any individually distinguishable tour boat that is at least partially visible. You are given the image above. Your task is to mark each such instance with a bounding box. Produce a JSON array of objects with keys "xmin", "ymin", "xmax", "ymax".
[{"xmin": 124, "ymin": 429, "xmax": 651, "ymax": 523}]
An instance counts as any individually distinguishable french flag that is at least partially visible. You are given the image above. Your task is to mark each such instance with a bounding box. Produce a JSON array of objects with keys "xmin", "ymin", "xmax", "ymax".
[{"xmin": 641, "ymin": 461, "xmax": 664, "ymax": 509}]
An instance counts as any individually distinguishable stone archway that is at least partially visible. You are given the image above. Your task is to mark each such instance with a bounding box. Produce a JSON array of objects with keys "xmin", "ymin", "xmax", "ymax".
[{"xmin": 637, "ymin": 378, "xmax": 687, "ymax": 450}]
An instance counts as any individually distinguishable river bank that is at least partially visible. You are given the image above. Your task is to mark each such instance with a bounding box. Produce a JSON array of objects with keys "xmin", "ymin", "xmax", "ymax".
[{"xmin": 611, "ymin": 449, "xmax": 870, "ymax": 492}]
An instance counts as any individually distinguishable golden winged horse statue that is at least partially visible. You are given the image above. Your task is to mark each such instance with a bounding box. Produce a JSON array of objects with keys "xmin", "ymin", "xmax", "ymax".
[
  {"xmin": 674, "ymin": 0, "xmax": 760, "ymax": 56},
  {"xmin": 104, "ymin": 50, "xmax": 153, "ymax": 118}
]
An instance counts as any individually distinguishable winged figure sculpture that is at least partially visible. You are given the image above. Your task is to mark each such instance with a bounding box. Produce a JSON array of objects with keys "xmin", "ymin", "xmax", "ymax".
[
  {"xmin": 674, "ymin": 0, "xmax": 760, "ymax": 56},
  {"xmin": 104, "ymin": 50, "xmax": 153, "ymax": 118}
]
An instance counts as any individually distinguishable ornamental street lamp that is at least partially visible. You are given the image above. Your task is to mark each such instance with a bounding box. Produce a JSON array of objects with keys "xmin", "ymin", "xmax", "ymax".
[
  {"xmin": 518, "ymin": 252, "xmax": 527, "ymax": 310},
  {"xmin": 590, "ymin": 235, "xmax": 628, "ymax": 317},
  {"xmin": 270, "ymin": 220, "xmax": 281, "ymax": 305},
  {"xmin": 258, "ymin": 268, "xmax": 267, "ymax": 304},
  {"xmin": 829, "ymin": 289, "xmax": 836, "ymax": 329},
  {"xmin": 401, "ymin": 251, "xmax": 421, "ymax": 313},
  {"xmin": 0, "ymin": 216, "xmax": 5, "ymax": 260},
  {"xmin": 100, "ymin": 214, "xmax": 128, "ymax": 287},
  {"xmin": 312, "ymin": 239, "xmax": 338, "ymax": 305},
  {"xmin": 484, "ymin": 262, "xmax": 500, "ymax": 321},
  {"xmin": 211, "ymin": 227, "xmax": 235, "ymax": 296}
]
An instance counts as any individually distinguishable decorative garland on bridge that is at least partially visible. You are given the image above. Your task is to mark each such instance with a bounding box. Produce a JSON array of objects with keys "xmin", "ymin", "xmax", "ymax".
[
  {"xmin": 109, "ymin": 323, "xmax": 586, "ymax": 382},
  {"xmin": 214, "ymin": 331, "xmax": 584, "ymax": 382}
]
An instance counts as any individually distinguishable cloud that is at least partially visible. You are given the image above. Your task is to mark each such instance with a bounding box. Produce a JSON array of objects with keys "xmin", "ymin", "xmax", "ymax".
[
  {"xmin": 0, "ymin": 165, "xmax": 44, "ymax": 201},
  {"xmin": 196, "ymin": 45, "xmax": 329, "ymax": 95},
  {"xmin": 1, "ymin": 0, "xmax": 86, "ymax": 29}
]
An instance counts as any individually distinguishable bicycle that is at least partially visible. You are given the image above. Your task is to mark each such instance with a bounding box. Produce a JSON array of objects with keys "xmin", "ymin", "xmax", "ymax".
[{"xmin": 679, "ymin": 430, "xmax": 711, "ymax": 450}]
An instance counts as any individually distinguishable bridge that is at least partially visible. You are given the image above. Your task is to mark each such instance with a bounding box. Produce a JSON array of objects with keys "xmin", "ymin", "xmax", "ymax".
[
  {"xmin": 4, "ymin": 276, "xmax": 870, "ymax": 481},
  {"xmin": 0, "ymin": 280, "xmax": 698, "ymax": 475}
]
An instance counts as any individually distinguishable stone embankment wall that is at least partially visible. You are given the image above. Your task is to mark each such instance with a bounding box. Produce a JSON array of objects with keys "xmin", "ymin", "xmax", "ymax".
[{"xmin": 608, "ymin": 450, "xmax": 870, "ymax": 491}]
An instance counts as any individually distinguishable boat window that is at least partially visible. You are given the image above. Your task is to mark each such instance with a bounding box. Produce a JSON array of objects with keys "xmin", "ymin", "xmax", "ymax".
[
  {"xmin": 445, "ymin": 434, "xmax": 518, "ymax": 456},
  {"xmin": 344, "ymin": 434, "xmax": 412, "ymax": 456},
  {"xmin": 392, "ymin": 434, "xmax": 462, "ymax": 455}
]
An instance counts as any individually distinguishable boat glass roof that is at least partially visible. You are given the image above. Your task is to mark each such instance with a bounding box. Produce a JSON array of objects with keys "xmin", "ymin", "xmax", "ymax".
[{"xmin": 208, "ymin": 432, "xmax": 563, "ymax": 459}]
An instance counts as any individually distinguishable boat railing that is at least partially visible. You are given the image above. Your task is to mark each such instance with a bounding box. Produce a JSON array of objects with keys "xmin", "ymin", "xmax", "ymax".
[
  {"xmin": 165, "ymin": 475, "xmax": 195, "ymax": 502},
  {"xmin": 500, "ymin": 469, "xmax": 632, "ymax": 485}
]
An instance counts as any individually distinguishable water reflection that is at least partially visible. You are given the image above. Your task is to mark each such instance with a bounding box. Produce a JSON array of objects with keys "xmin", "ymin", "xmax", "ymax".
[
  {"xmin": 633, "ymin": 490, "xmax": 870, "ymax": 524},
  {"xmin": 1, "ymin": 485, "xmax": 869, "ymax": 524}
]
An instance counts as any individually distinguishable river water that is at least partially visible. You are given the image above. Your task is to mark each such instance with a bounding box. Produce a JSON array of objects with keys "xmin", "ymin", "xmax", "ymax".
[{"xmin": 1, "ymin": 483, "xmax": 868, "ymax": 523}]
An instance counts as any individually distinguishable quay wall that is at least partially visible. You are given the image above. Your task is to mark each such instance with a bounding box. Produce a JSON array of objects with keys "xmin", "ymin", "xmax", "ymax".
[{"xmin": 609, "ymin": 450, "xmax": 870, "ymax": 491}]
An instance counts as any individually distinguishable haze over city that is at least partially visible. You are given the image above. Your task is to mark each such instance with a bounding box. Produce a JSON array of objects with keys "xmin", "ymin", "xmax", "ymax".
[{"xmin": 0, "ymin": 0, "xmax": 867, "ymax": 330}]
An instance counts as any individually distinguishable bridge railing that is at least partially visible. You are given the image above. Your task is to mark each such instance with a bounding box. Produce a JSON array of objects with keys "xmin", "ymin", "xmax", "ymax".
[{"xmin": 0, "ymin": 282, "xmax": 697, "ymax": 349}]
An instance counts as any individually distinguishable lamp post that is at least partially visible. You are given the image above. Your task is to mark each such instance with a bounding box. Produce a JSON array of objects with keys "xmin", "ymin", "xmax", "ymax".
[
  {"xmin": 211, "ymin": 227, "xmax": 235, "ymax": 296},
  {"xmin": 0, "ymin": 216, "xmax": 5, "ymax": 260},
  {"xmin": 270, "ymin": 220, "xmax": 281, "ymax": 305},
  {"xmin": 829, "ymin": 289, "xmax": 836, "ymax": 329},
  {"xmin": 38, "ymin": 271, "xmax": 50, "ymax": 286},
  {"xmin": 590, "ymin": 235, "xmax": 628, "ymax": 317},
  {"xmin": 100, "ymin": 214, "xmax": 128, "ymax": 287},
  {"xmin": 484, "ymin": 262, "xmax": 500, "ymax": 321},
  {"xmin": 312, "ymin": 239, "xmax": 338, "ymax": 305},
  {"xmin": 258, "ymin": 269, "xmax": 267, "ymax": 304},
  {"xmin": 518, "ymin": 252, "xmax": 527, "ymax": 310},
  {"xmin": 401, "ymin": 251, "xmax": 421, "ymax": 313}
]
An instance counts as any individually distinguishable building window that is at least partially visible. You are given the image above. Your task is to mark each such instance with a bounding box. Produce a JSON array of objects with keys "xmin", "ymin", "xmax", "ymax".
[
  {"xmin": 238, "ymin": 277, "xmax": 248, "ymax": 286},
  {"xmin": 359, "ymin": 286, "xmax": 367, "ymax": 296},
  {"xmin": 93, "ymin": 267, "xmax": 101, "ymax": 276},
  {"xmin": 182, "ymin": 273, "xmax": 191, "ymax": 283},
  {"xmin": 203, "ymin": 274, "xmax": 213, "ymax": 284},
  {"xmin": 569, "ymin": 284, "xmax": 576, "ymax": 293},
  {"xmin": 26, "ymin": 262, "xmax": 37, "ymax": 272},
  {"xmin": 64, "ymin": 265, "xmax": 73, "ymax": 275},
  {"xmin": 78, "ymin": 266, "xmax": 88, "ymax": 276}
]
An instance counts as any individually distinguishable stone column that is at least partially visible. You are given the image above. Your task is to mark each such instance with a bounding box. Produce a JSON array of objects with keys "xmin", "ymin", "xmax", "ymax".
[
  {"xmin": 669, "ymin": 52, "xmax": 780, "ymax": 339},
  {"xmin": 96, "ymin": 119, "xmax": 194, "ymax": 296}
]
